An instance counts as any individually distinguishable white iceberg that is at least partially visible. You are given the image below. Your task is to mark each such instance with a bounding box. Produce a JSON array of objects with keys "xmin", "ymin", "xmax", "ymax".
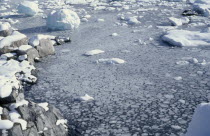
[
  {"xmin": 46, "ymin": 9, "xmax": 80, "ymax": 30},
  {"xmin": 186, "ymin": 103, "xmax": 210, "ymax": 136}
]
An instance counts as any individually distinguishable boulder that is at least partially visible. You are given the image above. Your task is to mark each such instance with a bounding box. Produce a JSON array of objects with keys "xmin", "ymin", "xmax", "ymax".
[
  {"xmin": 0, "ymin": 90, "xmax": 18, "ymax": 105},
  {"xmin": 16, "ymin": 45, "xmax": 39, "ymax": 64},
  {"xmin": 8, "ymin": 124, "xmax": 24, "ymax": 136},
  {"xmin": 0, "ymin": 31, "xmax": 28, "ymax": 54},
  {"xmin": 15, "ymin": 102, "xmax": 68, "ymax": 136},
  {"xmin": 36, "ymin": 39, "xmax": 55, "ymax": 57}
]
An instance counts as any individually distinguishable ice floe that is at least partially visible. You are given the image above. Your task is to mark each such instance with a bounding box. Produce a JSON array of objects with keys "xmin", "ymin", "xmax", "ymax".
[
  {"xmin": 80, "ymin": 94, "xmax": 94, "ymax": 101},
  {"xmin": 162, "ymin": 30, "xmax": 210, "ymax": 47},
  {"xmin": 96, "ymin": 58, "xmax": 125, "ymax": 64},
  {"xmin": 84, "ymin": 49, "xmax": 104, "ymax": 56}
]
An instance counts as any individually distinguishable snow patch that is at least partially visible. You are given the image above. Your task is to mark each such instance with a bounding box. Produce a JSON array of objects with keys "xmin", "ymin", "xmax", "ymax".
[
  {"xmin": 38, "ymin": 102, "xmax": 49, "ymax": 111},
  {"xmin": 0, "ymin": 120, "xmax": 14, "ymax": 130}
]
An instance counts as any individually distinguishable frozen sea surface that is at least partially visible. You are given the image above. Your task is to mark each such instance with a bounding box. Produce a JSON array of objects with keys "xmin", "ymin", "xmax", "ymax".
[{"xmin": 5, "ymin": 0, "xmax": 210, "ymax": 135}]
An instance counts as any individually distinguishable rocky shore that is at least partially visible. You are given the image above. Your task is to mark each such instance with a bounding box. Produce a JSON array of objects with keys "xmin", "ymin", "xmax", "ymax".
[{"xmin": 0, "ymin": 22, "xmax": 69, "ymax": 136}]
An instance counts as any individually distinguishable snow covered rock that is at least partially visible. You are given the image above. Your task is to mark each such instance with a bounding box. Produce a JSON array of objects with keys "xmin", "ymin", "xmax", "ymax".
[
  {"xmin": 15, "ymin": 102, "xmax": 68, "ymax": 136},
  {"xmin": 17, "ymin": 1, "xmax": 41, "ymax": 16},
  {"xmin": 55, "ymin": 36, "xmax": 71, "ymax": 45},
  {"xmin": 0, "ymin": 22, "xmax": 12, "ymax": 37},
  {"xmin": 84, "ymin": 49, "xmax": 104, "ymax": 56},
  {"xmin": 168, "ymin": 17, "xmax": 190, "ymax": 26},
  {"xmin": 162, "ymin": 30, "xmax": 210, "ymax": 47},
  {"xmin": 29, "ymin": 34, "xmax": 56, "ymax": 47},
  {"xmin": 186, "ymin": 103, "xmax": 210, "ymax": 136},
  {"xmin": 0, "ymin": 31, "xmax": 28, "ymax": 54},
  {"xmin": 46, "ymin": 9, "xmax": 80, "ymax": 30}
]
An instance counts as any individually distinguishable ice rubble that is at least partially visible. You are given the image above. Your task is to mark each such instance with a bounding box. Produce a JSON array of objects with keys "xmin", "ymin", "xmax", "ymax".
[
  {"xmin": 17, "ymin": 1, "xmax": 41, "ymax": 16},
  {"xmin": 162, "ymin": 30, "xmax": 210, "ymax": 47},
  {"xmin": 46, "ymin": 9, "xmax": 80, "ymax": 30},
  {"xmin": 185, "ymin": 103, "xmax": 210, "ymax": 136}
]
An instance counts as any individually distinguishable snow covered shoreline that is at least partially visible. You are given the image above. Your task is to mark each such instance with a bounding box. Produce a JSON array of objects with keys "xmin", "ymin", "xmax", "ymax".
[{"xmin": 0, "ymin": 22, "xmax": 70, "ymax": 135}]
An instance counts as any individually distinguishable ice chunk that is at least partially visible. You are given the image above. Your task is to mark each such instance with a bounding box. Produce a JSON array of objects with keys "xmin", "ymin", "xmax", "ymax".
[
  {"xmin": 17, "ymin": 1, "xmax": 41, "ymax": 16},
  {"xmin": 111, "ymin": 33, "xmax": 118, "ymax": 37},
  {"xmin": 168, "ymin": 17, "xmax": 190, "ymax": 26},
  {"xmin": 80, "ymin": 94, "xmax": 94, "ymax": 101},
  {"xmin": 47, "ymin": 9, "xmax": 80, "ymax": 30},
  {"xmin": 84, "ymin": 49, "xmax": 104, "ymax": 56},
  {"xmin": 96, "ymin": 58, "xmax": 125, "ymax": 64},
  {"xmin": 0, "ymin": 22, "xmax": 11, "ymax": 31},
  {"xmin": 162, "ymin": 30, "xmax": 210, "ymax": 47}
]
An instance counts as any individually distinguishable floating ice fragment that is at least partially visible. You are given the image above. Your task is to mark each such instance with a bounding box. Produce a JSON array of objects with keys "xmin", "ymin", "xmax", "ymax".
[
  {"xmin": 96, "ymin": 58, "xmax": 125, "ymax": 64},
  {"xmin": 84, "ymin": 49, "xmax": 104, "ymax": 56},
  {"xmin": 80, "ymin": 94, "xmax": 94, "ymax": 101}
]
